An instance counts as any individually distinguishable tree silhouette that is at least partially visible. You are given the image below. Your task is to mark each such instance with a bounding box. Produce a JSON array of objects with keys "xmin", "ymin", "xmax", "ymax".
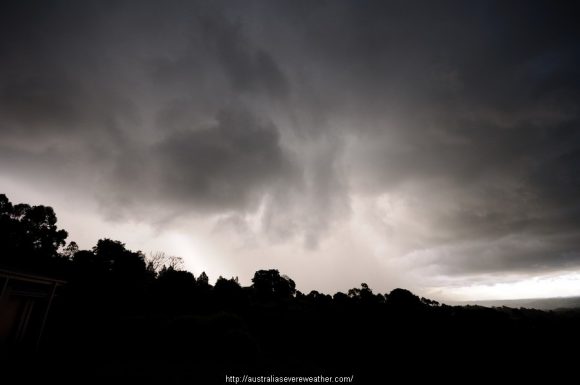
[
  {"xmin": 215, "ymin": 276, "xmax": 241, "ymax": 294},
  {"xmin": 251, "ymin": 269, "xmax": 296, "ymax": 301},
  {"xmin": 386, "ymin": 288, "xmax": 424, "ymax": 309},
  {"xmin": 197, "ymin": 271, "xmax": 210, "ymax": 287},
  {"xmin": 153, "ymin": 266, "xmax": 198, "ymax": 313},
  {"xmin": 92, "ymin": 239, "xmax": 148, "ymax": 282},
  {"xmin": 146, "ymin": 252, "xmax": 184, "ymax": 274},
  {"xmin": 0, "ymin": 193, "xmax": 68, "ymax": 272},
  {"xmin": 215, "ymin": 276, "xmax": 244, "ymax": 308}
]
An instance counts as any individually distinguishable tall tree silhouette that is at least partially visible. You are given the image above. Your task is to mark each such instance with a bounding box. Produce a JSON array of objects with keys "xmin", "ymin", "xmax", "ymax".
[
  {"xmin": 0, "ymin": 194, "xmax": 68, "ymax": 272},
  {"xmin": 69, "ymin": 238, "xmax": 152, "ymax": 314},
  {"xmin": 251, "ymin": 269, "xmax": 296, "ymax": 301}
]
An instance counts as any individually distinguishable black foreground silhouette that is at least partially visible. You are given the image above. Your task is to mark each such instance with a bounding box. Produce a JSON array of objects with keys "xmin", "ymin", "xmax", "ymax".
[{"xmin": 1, "ymin": 193, "xmax": 578, "ymax": 384}]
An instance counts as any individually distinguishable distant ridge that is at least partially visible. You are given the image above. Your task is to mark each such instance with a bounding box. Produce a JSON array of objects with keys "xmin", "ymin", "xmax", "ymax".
[{"xmin": 453, "ymin": 296, "xmax": 580, "ymax": 310}]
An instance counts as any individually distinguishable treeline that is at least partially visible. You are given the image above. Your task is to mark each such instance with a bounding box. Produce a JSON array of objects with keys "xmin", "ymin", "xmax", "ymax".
[
  {"xmin": 1, "ymin": 193, "xmax": 579, "ymax": 383},
  {"xmin": 0, "ymin": 193, "xmax": 440, "ymax": 310}
]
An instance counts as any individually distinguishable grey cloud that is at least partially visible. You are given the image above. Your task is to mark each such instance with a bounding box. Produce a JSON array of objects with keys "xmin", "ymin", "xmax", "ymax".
[
  {"xmin": 102, "ymin": 108, "xmax": 297, "ymax": 220},
  {"xmin": 0, "ymin": 0, "xmax": 139, "ymax": 146},
  {"xmin": 428, "ymin": 232, "xmax": 580, "ymax": 276},
  {"xmin": 260, "ymin": 136, "xmax": 350, "ymax": 249},
  {"xmin": 1, "ymin": 0, "xmax": 580, "ymax": 281},
  {"xmin": 153, "ymin": 109, "xmax": 295, "ymax": 211},
  {"xmin": 201, "ymin": 16, "xmax": 289, "ymax": 99}
]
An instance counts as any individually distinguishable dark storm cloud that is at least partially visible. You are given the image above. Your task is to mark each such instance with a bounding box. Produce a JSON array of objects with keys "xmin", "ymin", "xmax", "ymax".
[
  {"xmin": 426, "ymin": 232, "xmax": 580, "ymax": 276},
  {"xmin": 0, "ymin": 1, "xmax": 132, "ymax": 134},
  {"xmin": 274, "ymin": 0, "xmax": 580, "ymax": 272},
  {"xmin": 1, "ymin": 0, "xmax": 580, "ymax": 277},
  {"xmin": 0, "ymin": 1, "xmax": 294, "ymax": 196},
  {"xmin": 108, "ymin": 108, "xmax": 296, "ymax": 217},
  {"xmin": 201, "ymin": 16, "xmax": 289, "ymax": 98}
]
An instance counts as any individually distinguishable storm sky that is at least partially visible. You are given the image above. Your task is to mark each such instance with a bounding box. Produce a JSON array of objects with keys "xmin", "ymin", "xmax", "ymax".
[{"xmin": 1, "ymin": 0, "xmax": 580, "ymax": 300}]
